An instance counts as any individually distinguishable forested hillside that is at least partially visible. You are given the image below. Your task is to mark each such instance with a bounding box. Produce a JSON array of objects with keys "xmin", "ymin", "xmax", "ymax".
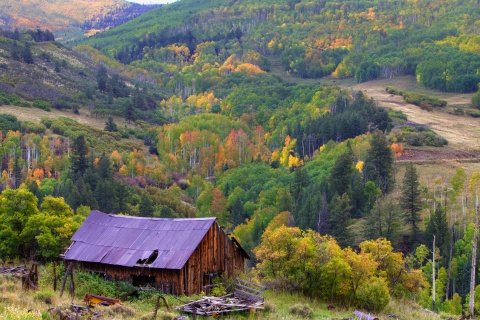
[
  {"xmin": 0, "ymin": 0, "xmax": 160, "ymax": 42},
  {"xmin": 1, "ymin": 0, "xmax": 480, "ymax": 318}
]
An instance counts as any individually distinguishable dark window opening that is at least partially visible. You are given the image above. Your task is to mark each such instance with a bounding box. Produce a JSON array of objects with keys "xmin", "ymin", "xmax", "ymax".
[{"xmin": 132, "ymin": 275, "xmax": 156, "ymax": 288}]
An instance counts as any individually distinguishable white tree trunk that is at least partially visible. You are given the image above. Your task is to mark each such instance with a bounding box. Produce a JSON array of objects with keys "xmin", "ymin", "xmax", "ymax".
[{"xmin": 469, "ymin": 196, "xmax": 479, "ymax": 316}]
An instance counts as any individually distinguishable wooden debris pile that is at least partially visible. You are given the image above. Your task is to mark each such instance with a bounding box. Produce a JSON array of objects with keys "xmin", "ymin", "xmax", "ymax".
[
  {"xmin": 176, "ymin": 278, "xmax": 265, "ymax": 316},
  {"xmin": 175, "ymin": 294, "xmax": 264, "ymax": 316},
  {"xmin": 0, "ymin": 265, "xmax": 29, "ymax": 277},
  {"xmin": 48, "ymin": 304, "xmax": 104, "ymax": 319}
]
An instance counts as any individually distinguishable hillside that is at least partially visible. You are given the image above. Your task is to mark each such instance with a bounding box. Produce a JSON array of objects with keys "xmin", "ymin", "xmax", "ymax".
[
  {"xmin": 1, "ymin": 0, "xmax": 480, "ymax": 317},
  {"xmin": 0, "ymin": 0, "xmax": 160, "ymax": 42}
]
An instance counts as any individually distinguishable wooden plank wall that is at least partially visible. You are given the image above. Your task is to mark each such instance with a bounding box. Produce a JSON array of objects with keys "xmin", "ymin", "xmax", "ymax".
[
  {"xmin": 77, "ymin": 262, "xmax": 182, "ymax": 295},
  {"xmin": 182, "ymin": 222, "xmax": 246, "ymax": 295}
]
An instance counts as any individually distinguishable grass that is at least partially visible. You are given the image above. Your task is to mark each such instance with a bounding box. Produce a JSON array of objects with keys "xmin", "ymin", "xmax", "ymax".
[
  {"xmin": 0, "ymin": 267, "xmax": 459, "ymax": 320},
  {"xmin": 0, "ymin": 104, "xmax": 131, "ymax": 131}
]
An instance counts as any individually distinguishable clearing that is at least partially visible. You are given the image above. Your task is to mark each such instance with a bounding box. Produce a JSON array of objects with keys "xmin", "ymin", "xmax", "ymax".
[
  {"xmin": 348, "ymin": 76, "xmax": 480, "ymax": 154},
  {"xmin": 0, "ymin": 104, "xmax": 132, "ymax": 130}
]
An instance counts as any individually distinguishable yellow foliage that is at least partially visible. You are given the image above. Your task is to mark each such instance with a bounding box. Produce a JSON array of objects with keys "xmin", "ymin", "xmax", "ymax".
[{"xmin": 356, "ymin": 161, "xmax": 364, "ymax": 172}]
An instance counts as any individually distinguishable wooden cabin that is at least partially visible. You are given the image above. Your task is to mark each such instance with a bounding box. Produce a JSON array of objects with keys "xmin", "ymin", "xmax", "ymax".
[{"xmin": 63, "ymin": 210, "xmax": 249, "ymax": 295}]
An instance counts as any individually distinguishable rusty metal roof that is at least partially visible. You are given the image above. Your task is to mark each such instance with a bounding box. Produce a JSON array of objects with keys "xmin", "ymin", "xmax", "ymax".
[{"xmin": 64, "ymin": 211, "xmax": 216, "ymax": 270}]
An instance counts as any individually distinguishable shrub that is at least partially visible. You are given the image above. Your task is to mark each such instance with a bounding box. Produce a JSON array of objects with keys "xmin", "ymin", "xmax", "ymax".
[
  {"xmin": 402, "ymin": 91, "xmax": 447, "ymax": 108},
  {"xmin": 33, "ymin": 289, "xmax": 56, "ymax": 305},
  {"xmin": 40, "ymin": 118, "xmax": 54, "ymax": 128},
  {"xmin": 468, "ymin": 110, "xmax": 480, "ymax": 118},
  {"xmin": 289, "ymin": 303, "xmax": 314, "ymax": 318},
  {"xmin": 385, "ymin": 86, "xmax": 401, "ymax": 95},
  {"xmin": 472, "ymin": 91, "xmax": 480, "ymax": 109},
  {"xmin": 32, "ymin": 99, "xmax": 51, "ymax": 111},
  {"xmin": 356, "ymin": 277, "xmax": 390, "ymax": 312},
  {"xmin": 22, "ymin": 121, "xmax": 46, "ymax": 134}
]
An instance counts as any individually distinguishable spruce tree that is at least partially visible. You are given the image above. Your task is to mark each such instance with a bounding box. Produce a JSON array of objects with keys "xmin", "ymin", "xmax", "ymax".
[
  {"xmin": 104, "ymin": 116, "xmax": 118, "ymax": 132},
  {"xmin": 71, "ymin": 135, "xmax": 89, "ymax": 179},
  {"xmin": 328, "ymin": 193, "xmax": 352, "ymax": 247},
  {"xmin": 96, "ymin": 65, "xmax": 108, "ymax": 92},
  {"xmin": 401, "ymin": 163, "xmax": 422, "ymax": 245},
  {"xmin": 364, "ymin": 130, "xmax": 394, "ymax": 194},
  {"xmin": 425, "ymin": 204, "xmax": 450, "ymax": 265},
  {"xmin": 139, "ymin": 194, "xmax": 155, "ymax": 217}
]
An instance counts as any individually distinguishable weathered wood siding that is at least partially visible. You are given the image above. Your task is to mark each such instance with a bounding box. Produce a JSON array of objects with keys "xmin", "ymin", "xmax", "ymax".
[
  {"xmin": 182, "ymin": 222, "xmax": 245, "ymax": 295},
  {"xmin": 72, "ymin": 221, "xmax": 245, "ymax": 296}
]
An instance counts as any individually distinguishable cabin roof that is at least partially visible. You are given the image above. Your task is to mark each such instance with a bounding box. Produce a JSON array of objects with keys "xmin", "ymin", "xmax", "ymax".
[{"xmin": 64, "ymin": 210, "xmax": 217, "ymax": 270}]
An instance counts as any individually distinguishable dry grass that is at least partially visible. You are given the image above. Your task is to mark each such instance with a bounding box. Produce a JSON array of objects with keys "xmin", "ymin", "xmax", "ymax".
[
  {"xmin": 345, "ymin": 76, "xmax": 480, "ymax": 153},
  {"xmin": 0, "ymin": 104, "xmax": 132, "ymax": 131}
]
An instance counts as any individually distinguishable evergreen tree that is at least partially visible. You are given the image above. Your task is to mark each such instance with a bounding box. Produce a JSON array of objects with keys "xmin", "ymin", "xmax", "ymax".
[
  {"xmin": 401, "ymin": 163, "xmax": 422, "ymax": 245},
  {"xmin": 13, "ymin": 150, "xmax": 22, "ymax": 189},
  {"xmin": 124, "ymin": 100, "xmax": 135, "ymax": 122},
  {"xmin": 21, "ymin": 43, "xmax": 34, "ymax": 64},
  {"xmin": 329, "ymin": 149, "xmax": 354, "ymax": 197},
  {"xmin": 364, "ymin": 130, "xmax": 394, "ymax": 194},
  {"xmin": 12, "ymin": 28, "xmax": 20, "ymax": 41},
  {"xmin": 97, "ymin": 65, "xmax": 108, "ymax": 92},
  {"xmin": 97, "ymin": 154, "xmax": 113, "ymax": 180},
  {"xmin": 425, "ymin": 204, "xmax": 450, "ymax": 265},
  {"xmin": 95, "ymin": 180, "xmax": 117, "ymax": 213},
  {"xmin": 328, "ymin": 193, "xmax": 352, "ymax": 247},
  {"xmin": 139, "ymin": 193, "xmax": 155, "ymax": 217},
  {"xmin": 104, "ymin": 116, "xmax": 118, "ymax": 132},
  {"xmin": 71, "ymin": 135, "xmax": 89, "ymax": 179},
  {"xmin": 364, "ymin": 195, "xmax": 401, "ymax": 243}
]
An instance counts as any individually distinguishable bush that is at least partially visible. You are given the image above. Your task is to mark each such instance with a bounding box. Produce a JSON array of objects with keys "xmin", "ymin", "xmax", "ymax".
[
  {"xmin": 385, "ymin": 86, "xmax": 401, "ymax": 95},
  {"xmin": 74, "ymin": 272, "xmax": 117, "ymax": 298},
  {"xmin": 472, "ymin": 91, "xmax": 480, "ymax": 109},
  {"xmin": 32, "ymin": 99, "xmax": 51, "ymax": 111},
  {"xmin": 22, "ymin": 121, "xmax": 46, "ymax": 134},
  {"xmin": 289, "ymin": 303, "xmax": 314, "ymax": 318},
  {"xmin": 356, "ymin": 278, "xmax": 390, "ymax": 312},
  {"xmin": 402, "ymin": 91, "xmax": 447, "ymax": 108},
  {"xmin": 40, "ymin": 118, "xmax": 54, "ymax": 128},
  {"xmin": 468, "ymin": 110, "xmax": 480, "ymax": 118},
  {"xmin": 33, "ymin": 289, "xmax": 56, "ymax": 305}
]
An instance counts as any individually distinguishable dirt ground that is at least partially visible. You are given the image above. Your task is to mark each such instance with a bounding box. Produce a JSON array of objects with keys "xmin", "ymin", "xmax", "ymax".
[{"xmin": 347, "ymin": 76, "xmax": 480, "ymax": 160}]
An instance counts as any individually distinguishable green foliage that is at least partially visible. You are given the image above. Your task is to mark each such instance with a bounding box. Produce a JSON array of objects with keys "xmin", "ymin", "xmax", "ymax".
[
  {"xmin": 364, "ymin": 130, "xmax": 394, "ymax": 194},
  {"xmin": 33, "ymin": 289, "xmax": 56, "ymax": 305},
  {"xmin": 0, "ymin": 113, "xmax": 20, "ymax": 134},
  {"xmin": 356, "ymin": 278, "xmax": 390, "ymax": 312},
  {"xmin": 289, "ymin": 303, "xmax": 314, "ymax": 318},
  {"xmin": 75, "ymin": 272, "xmax": 117, "ymax": 298},
  {"xmin": 401, "ymin": 163, "xmax": 422, "ymax": 247},
  {"xmin": 32, "ymin": 100, "xmax": 51, "ymax": 111},
  {"xmin": 472, "ymin": 91, "xmax": 480, "ymax": 109},
  {"xmin": 401, "ymin": 91, "xmax": 447, "ymax": 110},
  {"xmin": 390, "ymin": 125, "xmax": 448, "ymax": 147},
  {"xmin": 386, "ymin": 86, "xmax": 402, "ymax": 95}
]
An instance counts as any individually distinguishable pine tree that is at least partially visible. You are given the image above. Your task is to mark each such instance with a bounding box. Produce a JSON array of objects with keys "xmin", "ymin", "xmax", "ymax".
[
  {"xmin": 401, "ymin": 163, "xmax": 422, "ymax": 245},
  {"xmin": 124, "ymin": 100, "xmax": 135, "ymax": 123},
  {"xmin": 425, "ymin": 204, "xmax": 450, "ymax": 265},
  {"xmin": 364, "ymin": 130, "xmax": 394, "ymax": 194},
  {"xmin": 71, "ymin": 135, "xmax": 89, "ymax": 179},
  {"xmin": 21, "ymin": 43, "xmax": 34, "ymax": 64},
  {"xmin": 139, "ymin": 193, "xmax": 155, "ymax": 217},
  {"xmin": 328, "ymin": 193, "xmax": 352, "ymax": 247},
  {"xmin": 97, "ymin": 65, "xmax": 108, "ymax": 92},
  {"xmin": 329, "ymin": 150, "xmax": 354, "ymax": 197},
  {"xmin": 104, "ymin": 116, "xmax": 118, "ymax": 132}
]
